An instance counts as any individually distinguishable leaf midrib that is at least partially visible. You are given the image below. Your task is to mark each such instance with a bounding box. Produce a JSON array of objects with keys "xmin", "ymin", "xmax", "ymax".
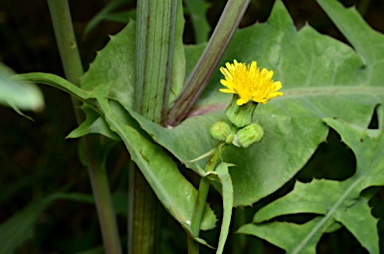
[
  {"xmin": 291, "ymin": 178, "xmax": 363, "ymax": 254},
  {"xmin": 282, "ymin": 86, "xmax": 384, "ymax": 98},
  {"xmin": 292, "ymin": 126, "xmax": 384, "ymax": 253}
]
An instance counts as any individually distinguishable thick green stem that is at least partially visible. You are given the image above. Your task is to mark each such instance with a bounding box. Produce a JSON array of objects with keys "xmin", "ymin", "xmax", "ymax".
[
  {"xmin": 47, "ymin": 1, "xmax": 122, "ymax": 253},
  {"xmin": 188, "ymin": 144, "xmax": 227, "ymax": 254},
  {"xmin": 131, "ymin": 1, "xmax": 178, "ymax": 253},
  {"xmin": 166, "ymin": 0, "xmax": 250, "ymax": 127},
  {"xmin": 128, "ymin": 167, "xmax": 161, "ymax": 254},
  {"xmin": 135, "ymin": 0, "xmax": 178, "ymax": 123}
]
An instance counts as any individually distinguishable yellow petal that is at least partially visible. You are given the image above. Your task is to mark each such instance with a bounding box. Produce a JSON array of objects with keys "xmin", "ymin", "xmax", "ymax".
[
  {"xmin": 220, "ymin": 88, "xmax": 236, "ymax": 94},
  {"xmin": 219, "ymin": 60, "xmax": 283, "ymax": 105},
  {"xmin": 236, "ymin": 97, "xmax": 250, "ymax": 106}
]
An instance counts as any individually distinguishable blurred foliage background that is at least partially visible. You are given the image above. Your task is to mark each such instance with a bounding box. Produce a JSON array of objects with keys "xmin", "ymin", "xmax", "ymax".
[{"xmin": 0, "ymin": 0, "xmax": 383, "ymax": 253}]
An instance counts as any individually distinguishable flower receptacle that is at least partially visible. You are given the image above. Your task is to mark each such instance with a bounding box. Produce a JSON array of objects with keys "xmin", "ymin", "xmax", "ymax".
[{"xmin": 225, "ymin": 95, "xmax": 258, "ymax": 128}]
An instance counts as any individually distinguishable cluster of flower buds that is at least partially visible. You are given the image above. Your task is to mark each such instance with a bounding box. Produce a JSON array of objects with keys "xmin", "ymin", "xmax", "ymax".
[{"xmin": 210, "ymin": 120, "xmax": 264, "ymax": 148}]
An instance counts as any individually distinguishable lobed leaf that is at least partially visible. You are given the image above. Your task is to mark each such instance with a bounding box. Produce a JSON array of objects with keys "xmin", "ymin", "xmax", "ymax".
[
  {"xmin": 239, "ymin": 115, "xmax": 384, "ymax": 253},
  {"xmin": 93, "ymin": 84, "xmax": 217, "ymax": 231},
  {"xmin": 135, "ymin": 0, "xmax": 384, "ymax": 207},
  {"xmin": 234, "ymin": 1, "xmax": 384, "ymax": 251},
  {"xmin": 81, "ymin": 20, "xmax": 136, "ymax": 111},
  {"xmin": 237, "ymin": 217, "xmax": 334, "ymax": 253}
]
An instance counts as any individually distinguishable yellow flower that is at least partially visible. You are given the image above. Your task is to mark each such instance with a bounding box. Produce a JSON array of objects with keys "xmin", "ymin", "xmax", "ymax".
[{"xmin": 219, "ymin": 60, "xmax": 283, "ymax": 105}]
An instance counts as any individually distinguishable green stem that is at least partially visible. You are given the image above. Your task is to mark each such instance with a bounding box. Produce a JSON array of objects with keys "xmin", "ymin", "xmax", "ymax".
[
  {"xmin": 232, "ymin": 208, "xmax": 247, "ymax": 254},
  {"xmin": 166, "ymin": 0, "xmax": 251, "ymax": 127},
  {"xmin": 188, "ymin": 144, "xmax": 227, "ymax": 254},
  {"xmin": 135, "ymin": 0, "xmax": 178, "ymax": 123},
  {"xmin": 130, "ymin": 1, "xmax": 178, "ymax": 253},
  {"xmin": 129, "ymin": 1, "xmax": 178, "ymax": 253},
  {"xmin": 128, "ymin": 167, "xmax": 161, "ymax": 254},
  {"xmin": 47, "ymin": 1, "xmax": 122, "ymax": 253}
]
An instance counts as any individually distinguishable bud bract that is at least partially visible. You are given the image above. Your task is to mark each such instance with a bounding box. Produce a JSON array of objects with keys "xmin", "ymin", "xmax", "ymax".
[
  {"xmin": 210, "ymin": 121, "xmax": 234, "ymax": 143},
  {"xmin": 235, "ymin": 122, "xmax": 264, "ymax": 148},
  {"xmin": 225, "ymin": 94, "xmax": 257, "ymax": 128}
]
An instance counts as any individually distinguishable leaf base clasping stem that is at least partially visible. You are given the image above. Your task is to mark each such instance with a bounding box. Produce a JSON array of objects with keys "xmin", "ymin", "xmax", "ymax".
[{"xmin": 188, "ymin": 144, "xmax": 227, "ymax": 254}]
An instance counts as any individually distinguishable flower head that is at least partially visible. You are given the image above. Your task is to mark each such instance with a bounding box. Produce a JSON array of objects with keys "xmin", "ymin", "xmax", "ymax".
[{"xmin": 219, "ymin": 60, "xmax": 283, "ymax": 105}]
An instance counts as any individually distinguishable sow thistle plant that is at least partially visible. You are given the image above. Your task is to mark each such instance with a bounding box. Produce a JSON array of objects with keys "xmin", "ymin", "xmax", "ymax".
[{"xmin": 3, "ymin": 0, "xmax": 384, "ymax": 253}]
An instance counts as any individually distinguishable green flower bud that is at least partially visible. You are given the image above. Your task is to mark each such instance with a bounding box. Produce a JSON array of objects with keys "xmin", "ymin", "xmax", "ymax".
[
  {"xmin": 234, "ymin": 122, "xmax": 264, "ymax": 148},
  {"xmin": 210, "ymin": 121, "xmax": 233, "ymax": 143},
  {"xmin": 225, "ymin": 94, "xmax": 258, "ymax": 128}
]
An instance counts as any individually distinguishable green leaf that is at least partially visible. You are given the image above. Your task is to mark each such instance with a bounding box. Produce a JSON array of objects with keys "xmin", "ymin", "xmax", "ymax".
[
  {"xmin": 206, "ymin": 163, "xmax": 234, "ymax": 254},
  {"xmin": 13, "ymin": 72, "xmax": 98, "ymax": 113},
  {"xmin": 93, "ymin": 85, "xmax": 217, "ymax": 231},
  {"xmin": 0, "ymin": 63, "xmax": 44, "ymax": 112},
  {"xmin": 130, "ymin": 110, "xmax": 222, "ymax": 171},
  {"xmin": 14, "ymin": 70, "xmax": 218, "ymax": 232},
  {"xmin": 136, "ymin": 0, "xmax": 384, "ymax": 207},
  {"xmin": 239, "ymin": 114, "xmax": 384, "ymax": 253},
  {"xmin": 317, "ymin": 0, "xmax": 384, "ymax": 85},
  {"xmin": 104, "ymin": 11, "xmax": 135, "ymax": 23},
  {"xmin": 0, "ymin": 193, "xmax": 95, "ymax": 254},
  {"xmin": 83, "ymin": 0, "xmax": 132, "ymax": 38},
  {"xmin": 184, "ymin": 43, "xmax": 206, "ymax": 83},
  {"xmin": 67, "ymin": 104, "xmax": 120, "ymax": 140},
  {"xmin": 184, "ymin": 0, "xmax": 211, "ymax": 43},
  {"xmin": 200, "ymin": 0, "xmax": 384, "ymax": 206},
  {"xmin": 81, "ymin": 21, "xmax": 136, "ymax": 112},
  {"xmin": 0, "ymin": 196, "xmax": 56, "ymax": 254},
  {"xmin": 237, "ymin": 217, "xmax": 334, "ymax": 253}
]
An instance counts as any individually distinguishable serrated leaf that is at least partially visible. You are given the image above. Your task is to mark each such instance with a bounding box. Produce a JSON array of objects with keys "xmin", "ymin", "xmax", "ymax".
[
  {"xmin": 130, "ymin": 109, "xmax": 222, "ymax": 171},
  {"xmin": 16, "ymin": 69, "xmax": 218, "ymax": 232},
  {"xmin": 67, "ymin": 104, "xmax": 120, "ymax": 140},
  {"xmin": 134, "ymin": 0, "xmax": 384, "ymax": 208},
  {"xmin": 92, "ymin": 84, "xmax": 217, "ymax": 231},
  {"xmin": 81, "ymin": 21, "xmax": 136, "ymax": 112},
  {"xmin": 237, "ymin": 217, "xmax": 334, "ymax": 253},
  {"xmin": 317, "ymin": 0, "xmax": 384, "ymax": 84},
  {"xmin": 240, "ymin": 115, "xmax": 384, "ymax": 253}
]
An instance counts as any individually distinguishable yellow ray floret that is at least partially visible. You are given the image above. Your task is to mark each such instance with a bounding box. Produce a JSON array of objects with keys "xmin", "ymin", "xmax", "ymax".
[{"xmin": 219, "ymin": 60, "xmax": 283, "ymax": 105}]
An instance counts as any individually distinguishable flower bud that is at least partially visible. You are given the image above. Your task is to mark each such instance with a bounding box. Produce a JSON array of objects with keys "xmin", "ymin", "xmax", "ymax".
[
  {"xmin": 225, "ymin": 94, "xmax": 257, "ymax": 128},
  {"xmin": 234, "ymin": 122, "xmax": 264, "ymax": 148},
  {"xmin": 210, "ymin": 121, "xmax": 234, "ymax": 143}
]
